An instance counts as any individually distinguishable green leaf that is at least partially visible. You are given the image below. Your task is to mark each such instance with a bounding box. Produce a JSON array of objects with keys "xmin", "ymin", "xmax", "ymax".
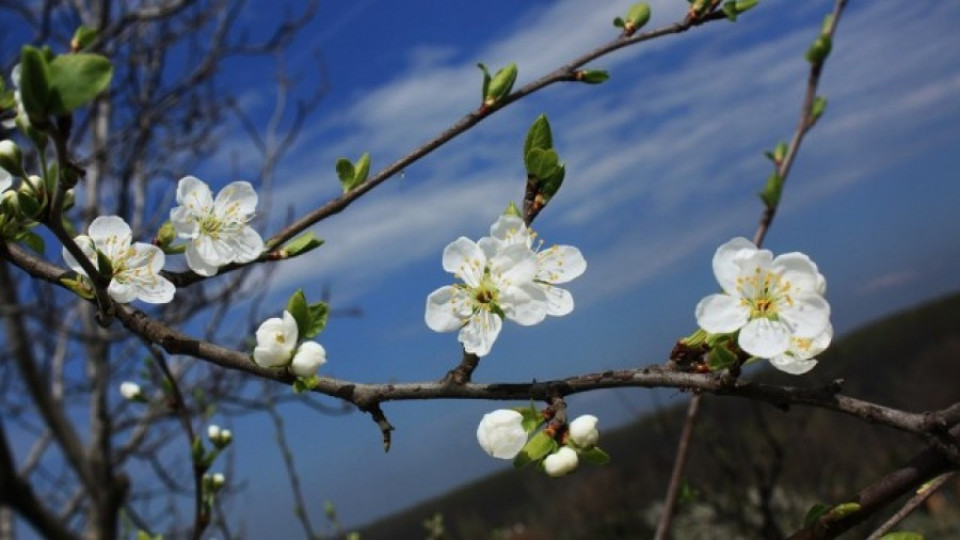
[
  {"xmin": 503, "ymin": 201, "xmax": 522, "ymax": 218},
  {"xmin": 15, "ymin": 192, "xmax": 42, "ymax": 219},
  {"xmin": 758, "ymin": 172, "xmax": 783, "ymax": 209},
  {"xmin": 513, "ymin": 402, "xmax": 543, "ymax": 433},
  {"xmin": 805, "ymin": 35, "xmax": 832, "ymax": 64},
  {"xmin": 281, "ymin": 232, "xmax": 325, "ymax": 258},
  {"xmin": 524, "ymin": 114, "xmax": 553, "ymax": 158},
  {"xmin": 513, "ymin": 431, "xmax": 557, "ymax": 468},
  {"xmin": 811, "ymin": 96, "xmax": 828, "ymax": 122},
  {"xmin": 577, "ymin": 70, "xmax": 610, "ymax": 84},
  {"xmin": 735, "ymin": 0, "xmax": 759, "ymax": 13},
  {"xmin": 878, "ymin": 533, "xmax": 924, "ymax": 540},
  {"xmin": 722, "ymin": 2, "xmax": 739, "ymax": 21},
  {"xmin": 803, "ymin": 503, "xmax": 830, "ymax": 527},
  {"xmin": 613, "ymin": 16, "xmax": 625, "ymax": 28},
  {"xmin": 190, "ymin": 437, "xmax": 206, "ymax": 466},
  {"xmin": 286, "ymin": 289, "xmax": 310, "ymax": 338},
  {"xmin": 95, "ymin": 248, "xmax": 114, "ymax": 277},
  {"xmin": 484, "ymin": 63, "xmax": 517, "ymax": 106},
  {"xmin": 540, "ymin": 163, "xmax": 565, "ymax": 200},
  {"xmin": 47, "ymin": 53, "xmax": 113, "ymax": 114},
  {"xmin": 353, "ymin": 152, "xmax": 371, "ymax": 186},
  {"xmin": 304, "ymin": 301, "xmax": 329, "ymax": 339},
  {"xmin": 579, "ymin": 446, "xmax": 610, "ymax": 465},
  {"xmin": 336, "ymin": 158, "xmax": 355, "ymax": 192},
  {"xmin": 18, "ymin": 46, "xmax": 52, "ymax": 121},
  {"xmin": 16, "ymin": 230, "xmax": 44, "ymax": 254},
  {"xmin": 524, "ymin": 148, "xmax": 560, "ymax": 180},
  {"xmin": 625, "ymin": 3, "xmax": 652, "ymax": 30},
  {"xmin": 60, "ymin": 275, "xmax": 95, "ymax": 299},
  {"xmin": 827, "ymin": 502, "xmax": 861, "ymax": 519},
  {"xmin": 71, "ymin": 26, "xmax": 99, "ymax": 51},
  {"xmin": 707, "ymin": 343, "xmax": 738, "ymax": 371},
  {"xmin": 477, "ymin": 63, "xmax": 492, "ymax": 103}
]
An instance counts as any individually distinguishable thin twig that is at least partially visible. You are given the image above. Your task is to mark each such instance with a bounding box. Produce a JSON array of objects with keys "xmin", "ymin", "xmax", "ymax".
[{"xmin": 865, "ymin": 472, "xmax": 955, "ymax": 540}]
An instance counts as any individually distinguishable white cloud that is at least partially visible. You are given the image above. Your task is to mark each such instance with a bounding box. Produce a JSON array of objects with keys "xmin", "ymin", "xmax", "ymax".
[{"xmin": 255, "ymin": 0, "xmax": 960, "ymax": 306}]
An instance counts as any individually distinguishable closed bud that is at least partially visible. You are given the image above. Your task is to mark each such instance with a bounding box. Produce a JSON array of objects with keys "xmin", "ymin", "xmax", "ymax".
[
  {"xmin": 543, "ymin": 446, "xmax": 579, "ymax": 477},
  {"xmin": 568, "ymin": 415, "xmax": 600, "ymax": 448},
  {"xmin": 483, "ymin": 63, "xmax": 517, "ymax": 107},
  {"xmin": 119, "ymin": 381, "xmax": 142, "ymax": 401},
  {"xmin": 805, "ymin": 35, "xmax": 832, "ymax": 64},
  {"xmin": 0, "ymin": 140, "xmax": 25, "ymax": 177},
  {"xmin": 155, "ymin": 221, "xmax": 176, "ymax": 248},
  {"xmin": 624, "ymin": 3, "xmax": 652, "ymax": 34}
]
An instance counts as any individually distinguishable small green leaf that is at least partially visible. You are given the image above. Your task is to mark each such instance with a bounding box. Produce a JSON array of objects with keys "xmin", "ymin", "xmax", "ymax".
[
  {"xmin": 503, "ymin": 201, "xmax": 522, "ymax": 218},
  {"xmin": 540, "ymin": 163, "xmax": 565, "ymax": 200},
  {"xmin": 292, "ymin": 375, "xmax": 320, "ymax": 393},
  {"xmin": 281, "ymin": 232, "xmax": 325, "ymax": 258},
  {"xmin": 190, "ymin": 437, "xmax": 206, "ymax": 466},
  {"xmin": 15, "ymin": 230, "xmax": 44, "ymax": 254},
  {"xmin": 577, "ymin": 70, "xmax": 610, "ymax": 84},
  {"xmin": 811, "ymin": 96, "xmax": 828, "ymax": 122},
  {"xmin": 477, "ymin": 63, "xmax": 492, "ymax": 103},
  {"xmin": 513, "ymin": 431, "xmax": 557, "ymax": 468},
  {"xmin": 524, "ymin": 148, "xmax": 560, "ymax": 180},
  {"xmin": 353, "ymin": 152, "xmax": 371, "ymax": 186},
  {"xmin": 579, "ymin": 446, "xmax": 610, "ymax": 465},
  {"xmin": 613, "ymin": 16, "xmax": 625, "ymax": 28},
  {"xmin": 803, "ymin": 503, "xmax": 830, "ymax": 527},
  {"xmin": 484, "ymin": 63, "xmax": 517, "ymax": 106},
  {"xmin": 95, "ymin": 248, "xmax": 114, "ymax": 278},
  {"xmin": 722, "ymin": 2, "xmax": 739, "ymax": 21},
  {"xmin": 60, "ymin": 275, "xmax": 95, "ymax": 299},
  {"xmin": 47, "ymin": 53, "xmax": 113, "ymax": 114},
  {"xmin": 336, "ymin": 158, "xmax": 355, "ymax": 192},
  {"xmin": 304, "ymin": 301, "xmax": 329, "ymax": 339},
  {"xmin": 18, "ymin": 46, "xmax": 52, "ymax": 121},
  {"xmin": 15, "ymin": 192, "xmax": 41, "ymax": 219},
  {"xmin": 71, "ymin": 26, "xmax": 99, "ymax": 51},
  {"xmin": 805, "ymin": 35, "xmax": 832, "ymax": 64},
  {"xmin": 878, "ymin": 533, "xmax": 924, "ymax": 540},
  {"xmin": 625, "ymin": 3, "xmax": 652, "ymax": 30},
  {"xmin": 827, "ymin": 502, "xmax": 861, "ymax": 519},
  {"xmin": 286, "ymin": 289, "xmax": 310, "ymax": 337},
  {"xmin": 758, "ymin": 172, "xmax": 783, "ymax": 209},
  {"xmin": 735, "ymin": 0, "xmax": 759, "ymax": 13},
  {"xmin": 524, "ymin": 114, "xmax": 553, "ymax": 158},
  {"xmin": 513, "ymin": 402, "xmax": 543, "ymax": 433}
]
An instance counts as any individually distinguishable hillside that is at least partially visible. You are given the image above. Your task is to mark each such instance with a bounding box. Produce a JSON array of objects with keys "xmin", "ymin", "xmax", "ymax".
[{"xmin": 360, "ymin": 292, "xmax": 960, "ymax": 539}]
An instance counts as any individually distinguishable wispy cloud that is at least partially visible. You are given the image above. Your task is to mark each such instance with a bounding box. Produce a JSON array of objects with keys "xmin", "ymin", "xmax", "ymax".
[{"xmin": 253, "ymin": 0, "xmax": 960, "ymax": 306}]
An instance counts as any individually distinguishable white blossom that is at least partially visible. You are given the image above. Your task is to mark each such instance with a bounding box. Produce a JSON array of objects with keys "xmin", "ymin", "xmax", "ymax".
[
  {"xmin": 425, "ymin": 236, "xmax": 547, "ymax": 357},
  {"xmin": 290, "ymin": 341, "xmax": 327, "ymax": 377},
  {"xmin": 207, "ymin": 425, "xmax": 222, "ymax": 441},
  {"xmin": 769, "ymin": 323, "xmax": 833, "ymax": 375},
  {"xmin": 477, "ymin": 409, "xmax": 528, "ymax": 459},
  {"xmin": 695, "ymin": 237, "xmax": 830, "ymax": 360},
  {"xmin": 478, "ymin": 215, "xmax": 586, "ymax": 316},
  {"xmin": 0, "ymin": 167, "xmax": 10, "ymax": 193},
  {"xmin": 170, "ymin": 176, "xmax": 263, "ymax": 276},
  {"xmin": 252, "ymin": 311, "xmax": 298, "ymax": 368},
  {"xmin": 119, "ymin": 381, "xmax": 141, "ymax": 400},
  {"xmin": 4, "ymin": 64, "xmax": 26, "ymax": 129},
  {"xmin": 568, "ymin": 414, "xmax": 599, "ymax": 448},
  {"xmin": 543, "ymin": 446, "xmax": 579, "ymax": 477},
  {"xmin": 63, "ymin": 216, "xmax": 175, "ymax": 304}
]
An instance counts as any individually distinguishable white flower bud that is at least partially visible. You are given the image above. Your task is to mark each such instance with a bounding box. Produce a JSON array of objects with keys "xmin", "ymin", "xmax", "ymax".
[
  {"xmin": 119, "ymin": 381, "xmax": 141, "ymax": 400},
  {"xmin": 568, "ymin": 414, "xmax": 599, "ymax": 448},
  {"xmin": 476, "ymin": 409, "xmax": 527, "ymax": 459},
  {"xmin": 543, "ymin": 446, "xmax": 579, "ymax": 477},
  {"xmin": 219, "ymin": 429, "xmax": 233, "ymax": 446},
  {"xmin": 253, "ymin": 311, "xmax": 298, "ymax": 368},
  {"xmin": 207, "ymin": 424, "xmax": 221, "ymax": 441},
  {"xmin": 290, "ymin": 341, "xmax": 327, "ymax": 378},
  {"xmin": 0, "ymin": 140, "xmax": 24, "ymax": 177}
]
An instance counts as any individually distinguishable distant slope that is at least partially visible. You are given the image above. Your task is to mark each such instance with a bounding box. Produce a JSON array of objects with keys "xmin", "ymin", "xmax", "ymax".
[{"xmin": 360, "ymin": 292, "xmax": 960, "ymax": 539}]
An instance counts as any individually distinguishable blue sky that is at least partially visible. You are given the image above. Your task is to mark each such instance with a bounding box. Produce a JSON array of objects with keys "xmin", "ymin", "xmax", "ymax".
[
  {"xmin": 194, "ymin": 0, "xmax": 960, "ymax": 534},
  {"xmin": 6, "ymin": 0, "xmax": 960, "ymax": 536}
]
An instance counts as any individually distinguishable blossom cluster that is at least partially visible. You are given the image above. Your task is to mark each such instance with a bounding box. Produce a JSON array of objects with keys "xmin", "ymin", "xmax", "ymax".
[
  {"xmin": 425, "ymin": 214, "xmax": 585, "ymax": 357},
  {"xmin": 696, "ymin": 237, "xmax": 832, "ymax": 374},
  {"xmin": 252, "ymin": 310, "xmax": 328, "ymax": 378},
  {"xmin": 476, "ymin": 409, "xmax": 603, "ymax": 477}
]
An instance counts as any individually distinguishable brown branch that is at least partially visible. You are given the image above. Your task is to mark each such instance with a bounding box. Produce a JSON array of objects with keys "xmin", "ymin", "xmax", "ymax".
[{"xmin": 654, "ymin": 391, "xmax": 702, "ymax": 540}]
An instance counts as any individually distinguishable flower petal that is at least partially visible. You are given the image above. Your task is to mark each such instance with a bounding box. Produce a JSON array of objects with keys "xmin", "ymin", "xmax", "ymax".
[
  {"xmin": 738, "ymin": 318, "xmax": 791, "ymax": 358},
  {"xmin": 779, "ymin": 294, "xmax": 831, "ymax": 338},
  {"xmin": 541, "ymin": 284, "xmax": 574, "ymax": 317},
  {"xmin": 458, "ymin": 310, "xmax": 502, "ymax": 357},
  {"xmin": 176, "ymin": 176, "xmax": 213, "ymax": 209},
  {"xmin": 502, "ymin": 283, "xmax": 547, "ymax": 326},
  {"xmin": 0, "ymin": 168, "xmax": 11, "ymax": 192},
  {"xmin": 290, "ymin": 341, "xmax": 327, "ymax": 377},
  {"xmin": 214, "ymin": 181, "xmax": 258, "ymax": 216},
  {"xmin": 442, "ymin": 237, "xmax": 485, "ymax": 288},
  {"xmin": 225, "ymin": 225, "xmax": 264, "ymax": 263},
  {"xmin": 769, "ymin": 355, "xmax": 818, "ymax": 375},
  {"xmin": 713, "ymin": 237, "xmax": 756, "ymax": 293},
  {"xmin": 185, "ymin": 243, "xmax": 219, "ymax": 276},
  {"xmin": 477, "ymin": 409, "xmax": 527, "ymax": 459},
  {"xmin": 253, "ymin": 343, "xmax": 292, "ymax": 368},
  {"xmin": 773, "ymin": 252, "xmax": 821, "ymax": 297},
  {"xmin": 537, "ymin": 244, "xmax": 586, "ymax": 284},
  {"xmin": 488, "ymin": 215, "xmax": 528, "ymax": 246},
  {"xmin": 490, "ymin": 243, "xmax": 538, "ymax": 287},
  {"xmin": 63, "ymin": 235, "xmax": 97, "ymax": 275},
  {"xmin": 425, "ymin": 286, "xmax": 469, "ymax": 332},
  {"xmin": 695, "ymin": 293, "xmax": 749, "ymax": 334},
  {"xmin": 107, "ymin": 281, "xmax": 137, "ymax": 303}
]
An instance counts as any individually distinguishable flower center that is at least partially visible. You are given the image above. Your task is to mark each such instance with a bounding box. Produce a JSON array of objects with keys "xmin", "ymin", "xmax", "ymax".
[
  {"xmin": 737, "ymin": 267, "xmax": 792, "ymax": 320},
  {"xmin": 473, "ymin": 272, "xmax": 499, "ymax": 306}
]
